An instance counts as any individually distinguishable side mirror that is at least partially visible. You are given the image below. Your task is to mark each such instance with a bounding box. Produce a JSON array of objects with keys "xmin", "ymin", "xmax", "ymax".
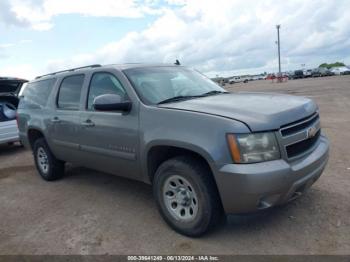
[{"xmin": 93, "ymin": 94, "xmax": 132, "ymax": 112}]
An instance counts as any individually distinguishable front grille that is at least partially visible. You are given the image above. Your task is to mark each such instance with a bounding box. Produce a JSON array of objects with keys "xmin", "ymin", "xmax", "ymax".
[
  {"xmin": 286, "ymin": 130, "xmax": 321, "ymax": 158},
  {"xmin": 280, "ymin": 113, "xmax": 319, "ymax": 137},
  {"xmin": 278, "ymin": 112, "xmax": 321, "ymax": 159}
]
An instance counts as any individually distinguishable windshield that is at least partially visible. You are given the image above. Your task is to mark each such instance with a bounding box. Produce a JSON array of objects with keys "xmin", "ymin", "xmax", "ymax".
[{"xmin": 123, "ymin": 66, "xmax": 225, "ymax": 105}]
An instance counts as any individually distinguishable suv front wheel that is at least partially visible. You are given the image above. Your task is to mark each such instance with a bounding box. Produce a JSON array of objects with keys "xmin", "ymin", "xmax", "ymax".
[
  {"xmin": 153, "ymin": 156, "xmax": 223, "ymax": 237},
  {"xmin": 33, "ymin": 138, "xmax": 64, "ymax": 181}
]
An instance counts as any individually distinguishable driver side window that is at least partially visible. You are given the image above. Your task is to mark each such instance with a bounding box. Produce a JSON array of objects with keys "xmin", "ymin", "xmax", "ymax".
[{"xmin": 87, "ymin": 72, "xmax": 126, "ymax": 110}]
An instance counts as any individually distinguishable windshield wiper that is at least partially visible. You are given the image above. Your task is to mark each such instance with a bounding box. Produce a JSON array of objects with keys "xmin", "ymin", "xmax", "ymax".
[
  {"xmin": 200, "ymin": 90, "xmax": 229, "ymax": 96},
  {"xmin": 158, "ymin": 91, "xmax": 229, "ymax": 105},
  {"xmin": 157, "ymin": 95, "xmax": 200, "ymax": 105}
]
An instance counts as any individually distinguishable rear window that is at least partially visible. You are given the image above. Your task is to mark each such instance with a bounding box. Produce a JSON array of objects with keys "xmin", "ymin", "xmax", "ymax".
[
  {"xmin": 0, "ymin": 81, "xmax": 22, "ymax": 93},
  {"xmin": 18, "ymin": 78, "xmax": 56, "ymax": 109},
  {"xmin": 57, "ymin": 75, "xmax": 84, "ymax": 110}
]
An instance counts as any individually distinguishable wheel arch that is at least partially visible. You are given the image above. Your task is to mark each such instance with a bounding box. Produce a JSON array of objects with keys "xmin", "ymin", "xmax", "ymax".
[
  {"xmin": 27, "ymin": 128, "xmax": 46, "ymax": 150},
  {"xmin": 144, "ymin": 141, "xmax": 216, "ymax": 184}
]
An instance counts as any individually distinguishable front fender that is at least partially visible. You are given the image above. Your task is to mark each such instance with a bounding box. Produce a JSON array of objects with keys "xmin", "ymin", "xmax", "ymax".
[
  {"xmin": 141, "ymin": 139, "xmax": 216, "ymax": 183},
  {"xmin": 139, "ymin": 105, "xmax": 251, "ymax": 184}
]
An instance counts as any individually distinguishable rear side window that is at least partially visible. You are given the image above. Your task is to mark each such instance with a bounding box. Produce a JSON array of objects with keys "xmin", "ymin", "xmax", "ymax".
[
  {"xmin": 57, "ymin": 75, "xmax": 84, "ymax": 110},
  {"xmin": 19, "ymin": 78, "xmax": 56, "ymax": 109}
]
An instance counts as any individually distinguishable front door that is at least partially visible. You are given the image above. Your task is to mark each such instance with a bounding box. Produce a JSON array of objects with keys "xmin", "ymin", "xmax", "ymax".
[{"xmin": 78, "ymin": 72, "xmax": 140, "ymax": 180}]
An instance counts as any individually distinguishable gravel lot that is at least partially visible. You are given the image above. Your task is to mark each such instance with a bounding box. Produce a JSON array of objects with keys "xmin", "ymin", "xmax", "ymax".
[{"xmin": 0, "ymin": 76, "xmax": 349, "ymax": 255}]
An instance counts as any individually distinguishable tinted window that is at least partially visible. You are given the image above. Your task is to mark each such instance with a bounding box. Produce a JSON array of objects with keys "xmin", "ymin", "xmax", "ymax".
[
  {"xmin": 57, "ymin": 75, "xmax": 84, "ymax": 110},
  {"xmin": 87, "ymin": 72, "xmax": 126, "ymax": 110},
  {"xmin": 19, "ymin": 79, "xmax": 56, "ymax": 109}
]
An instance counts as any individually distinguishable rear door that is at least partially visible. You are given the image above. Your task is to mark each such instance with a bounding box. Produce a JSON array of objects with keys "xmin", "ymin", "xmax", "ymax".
[
  {"xmin": 78, "ymin": 70, "xmax": 140, "ymax": 180},
  {"xmin": 48, "ymin": 74, "xmax": 86, "ymax": 163}
]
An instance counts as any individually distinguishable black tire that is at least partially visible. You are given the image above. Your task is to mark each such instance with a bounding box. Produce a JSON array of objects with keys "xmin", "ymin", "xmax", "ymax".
[
  {"xmin": 153, "ymin": 156, "xmax": 223, "ymax": 237},
  {"xmin": 33, "ymin": 138, "xmax": 64, "ymax": 181}
]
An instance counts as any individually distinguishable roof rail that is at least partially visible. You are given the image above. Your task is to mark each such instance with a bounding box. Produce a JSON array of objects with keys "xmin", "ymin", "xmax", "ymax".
[{"xmin": 35, "ymin": 64, "xmax": 102, "ymax": 79}]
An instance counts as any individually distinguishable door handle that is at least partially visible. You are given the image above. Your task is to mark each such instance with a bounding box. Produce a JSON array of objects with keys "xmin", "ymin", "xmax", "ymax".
[
  {"xmin": 82, "ymin": 120, "xmax": 95, "ymax": 127},
  {"xmin": 51, "ymin": 117, "xmax": 61, "ymax": 123}
]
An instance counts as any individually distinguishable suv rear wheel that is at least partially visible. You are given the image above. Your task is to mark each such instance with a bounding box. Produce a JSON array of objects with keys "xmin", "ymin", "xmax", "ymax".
[
  {"xmin": 33, "ymin": 138, "xmax": 64, "ymax": 181},
  {"xmin": 153, "ymin": 156, "xmax": 223, "ymax": 237}
]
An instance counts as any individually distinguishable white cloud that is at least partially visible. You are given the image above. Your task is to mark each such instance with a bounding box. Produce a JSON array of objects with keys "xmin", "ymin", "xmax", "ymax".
[
  {"xmin": 0, "ymin": 39, "xmax": 32, "ymax": 49},
  {"xmin": 19, "ymin": 39, "xmax": 33, "ymax": 44},
  {"xmin": 2, "ymin": 0, "xmax": 350, "ymax": 78},
  {"xmin": 40, "ymin": 0, "xmax": 350, "ymax": 76},
  {"xmin": 0, "ymin": 43, "xmax": 14, "ymax": 48},
  {"xmin": 0, "ymin": 64, "xmax": 38, "ymax": 79},
  {"xmin": 1, "ymin": 0, "xmax": 163, "ymax": 31}
]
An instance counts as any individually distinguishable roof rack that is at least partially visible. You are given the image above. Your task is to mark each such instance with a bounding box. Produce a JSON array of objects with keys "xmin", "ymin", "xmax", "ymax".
[{"xmin": 35, "ymin": 64, "xmax": 102, "ymax": 79}]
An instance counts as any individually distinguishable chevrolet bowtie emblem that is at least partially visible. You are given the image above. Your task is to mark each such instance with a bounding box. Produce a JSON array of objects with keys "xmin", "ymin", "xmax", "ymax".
[{"xmin": 307, "ymin": 126, "xmax": 318, "ymax": 138}]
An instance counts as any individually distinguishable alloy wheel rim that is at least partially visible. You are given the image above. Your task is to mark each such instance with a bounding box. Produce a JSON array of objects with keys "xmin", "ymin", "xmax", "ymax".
[
  {"xmin": 37, "ymin": 147, "xmax": 49, "ymax": 174},
  {"xmin": 163, "ymin": 175, "xmax": 199, "ymax": 222}
]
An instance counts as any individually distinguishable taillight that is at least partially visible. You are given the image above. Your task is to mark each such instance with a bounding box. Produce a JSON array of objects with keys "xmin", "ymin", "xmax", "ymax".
[{"xmin": 16, "ymin": 111, "xmax": 19, "ymax": 127}]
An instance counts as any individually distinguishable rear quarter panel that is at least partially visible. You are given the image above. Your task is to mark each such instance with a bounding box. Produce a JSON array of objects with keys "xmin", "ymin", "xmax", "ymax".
[{"xmin": 17, "ymin": 78, "xmax": 60, "ymax": 149}]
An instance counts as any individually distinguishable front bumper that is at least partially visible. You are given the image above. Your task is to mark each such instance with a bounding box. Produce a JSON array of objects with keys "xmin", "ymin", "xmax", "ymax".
[
  {"xmin": 215, "ymin": 135, "xmax": 329, "ymax": 214},
  {"xmin": 0, "ymin": 120, "xmax": 19, "ymax": 145}
]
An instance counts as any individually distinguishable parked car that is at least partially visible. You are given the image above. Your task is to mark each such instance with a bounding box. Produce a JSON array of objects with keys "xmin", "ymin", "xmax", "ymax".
[
  {"xmin": 254, "ymin": 75, "xmax": 265, "ymax": 80},
  {"xmin": 312, "ymin": 67, "xmax": 334, "ymax": 77},
  {"xmin": 303, "ymin": 69, "xmax": 313, "ymax": 78},
  {"xmin": 331, "ymin": 66, "xmax": 350, "ymax": 75},
  {"xmin": 18, "ymin": 64, "xmax": 329, "ymax": 236},
  {"xmin": 311, "ymin": 68, "xmax": 322, "ymax": 77},
  {"xmin": 325, "ymin": 69, "xmax": 335, "ymax": 76},
  {"xmin": 0, "ymin": 77, "xmax": 28, "ymax": 145},
  {"xmin": 265, "ymin": 74, "xmax": 276, "ymax": 80},
  {"xmin": 228, "ymin": 76, "xmax": 248, "ymax": 84},
  {"xmin": 292, "ymin": 70, "xmax": 304, "ymax": 79},
  {"xmin": 288, "ymin": 70, "xmax": 302, "ymax": 80},
  {"xmin": 319, "ymin": 67, "xmax": 334, "ymax": 77}
]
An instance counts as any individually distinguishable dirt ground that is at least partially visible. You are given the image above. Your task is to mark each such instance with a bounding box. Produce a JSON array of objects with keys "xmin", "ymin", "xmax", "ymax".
[{"xmin": 0, "ymin": 76, "xmax": 349, "ymax": 255}]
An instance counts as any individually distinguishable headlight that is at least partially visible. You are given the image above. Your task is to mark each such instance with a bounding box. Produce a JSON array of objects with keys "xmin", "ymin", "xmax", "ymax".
[{"xmin": 227, "ymin": 132, "xmax": 280, "ymax": 163}]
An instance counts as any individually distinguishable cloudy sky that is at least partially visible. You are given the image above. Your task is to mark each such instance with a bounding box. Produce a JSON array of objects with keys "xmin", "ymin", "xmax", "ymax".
[{"xmin": 0, "ymin": 0, "xmax": 349, "ymax": 79}]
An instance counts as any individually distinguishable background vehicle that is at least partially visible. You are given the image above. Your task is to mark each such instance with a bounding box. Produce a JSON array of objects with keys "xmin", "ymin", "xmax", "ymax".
[
  {"xmin": 331, "ymin": 66, "xmax": 350, "ymax": 75},
  {"xmin": 303, "ymin": 69, "xmax": 313, "ymax": 78},
  {"xmin": 311, "ymin": 68, "xmax": 322, "ymax": 77},
  {"xmin": 228, "ymin": 76, "xmax": 248, "ymax": 84},
  {"xmin": 265, "ymin": 73, "xmax": 276, "ymax": 80},
  {"xmin": 0, "ymin": 77, "xmax": 28, "ymax": 145},
  {"xmin": 319, "ymin": 67, "xmax": 334, "ymax": 77},
  {"xmin": 18, "ymin": 64, "xmax": 329, "ymax": 237},
  {"xmin": 292, "ymin": 70, "xmax": 304, "ymax": 79},
  {"xmin": 324, "ymin": 69, "xmax": 335, "ymax": 76}
]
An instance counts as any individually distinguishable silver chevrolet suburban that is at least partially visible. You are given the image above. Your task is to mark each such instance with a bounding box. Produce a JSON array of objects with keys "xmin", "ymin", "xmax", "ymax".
[{"xmin": 17, "ymin": 64, "xmax": 329, "ymax": 236}]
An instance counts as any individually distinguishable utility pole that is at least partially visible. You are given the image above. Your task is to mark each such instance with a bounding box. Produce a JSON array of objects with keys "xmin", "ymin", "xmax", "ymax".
[{"xmin": 276, "ymin": 25, "xmax": 281, "ymax": 76}]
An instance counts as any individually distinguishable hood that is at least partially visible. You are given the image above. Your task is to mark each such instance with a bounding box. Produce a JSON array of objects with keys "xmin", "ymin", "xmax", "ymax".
[
  {"xmin": 158, "ymin": 92, "xmax": 317, "ymax": 132},
  {"xmin": 0, "ymin": 77, "xmax": 28, "ymax": 96}
]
